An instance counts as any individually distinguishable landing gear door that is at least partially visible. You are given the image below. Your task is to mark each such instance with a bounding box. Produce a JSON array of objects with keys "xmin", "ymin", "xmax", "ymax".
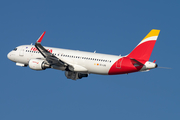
[
  {"xmin": 19, "ymin": 47, "xmax": 24, "ymax": 56},
  {"xmin": 116, "ymin": 58, "xmax": 123, "ymax": 69}
]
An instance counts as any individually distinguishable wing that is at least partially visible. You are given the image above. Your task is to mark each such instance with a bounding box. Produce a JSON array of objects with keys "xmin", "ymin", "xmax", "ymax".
[
  {"xmin": 35, "ymin": 32, "xmax": 68, "ymax": 68},
  {"xmin": 35, "ymin": 32, "xmax": 88, "ymax": 73}
]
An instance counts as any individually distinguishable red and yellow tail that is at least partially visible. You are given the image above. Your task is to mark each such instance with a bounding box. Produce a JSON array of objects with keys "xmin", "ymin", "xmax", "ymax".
[{"xmin": 127, "ymin": 29, "xmax": 160, "ymax": 61}]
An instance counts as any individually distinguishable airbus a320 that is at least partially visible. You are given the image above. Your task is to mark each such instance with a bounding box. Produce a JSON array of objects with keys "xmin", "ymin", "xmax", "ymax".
[{"xmin": 7, "ymin": 29, "xmax": 160, "ymax": 80}]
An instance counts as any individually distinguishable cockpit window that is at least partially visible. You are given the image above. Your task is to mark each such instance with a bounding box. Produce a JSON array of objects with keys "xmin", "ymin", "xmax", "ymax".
[{"xmin": 13, "ymin": 48, "xmax": 17, "ymax": 51}]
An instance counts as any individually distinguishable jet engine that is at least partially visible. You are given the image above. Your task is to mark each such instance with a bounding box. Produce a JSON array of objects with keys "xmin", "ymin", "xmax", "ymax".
[
  {"xmin": 65, "ymin": 71, "xmax": 88, "ymax": 80},
  {"xmin": 29, "ymin": 59, "xmax": 50, "ymax": 70}
]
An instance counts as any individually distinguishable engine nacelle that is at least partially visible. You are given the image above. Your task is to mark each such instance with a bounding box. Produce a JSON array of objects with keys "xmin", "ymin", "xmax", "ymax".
[
  {"xmin": 65, "ymin": 71, "xmax": 88, "ymax": 80},
  {"xmin": 29, "ymin": 59, "xmax": 50, "ymax": 70}
]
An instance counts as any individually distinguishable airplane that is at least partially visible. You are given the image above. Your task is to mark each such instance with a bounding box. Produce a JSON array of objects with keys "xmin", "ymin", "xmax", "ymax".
[{"xmin": 7, "ymin": 29, "xmax": 160, "ymax": 80}]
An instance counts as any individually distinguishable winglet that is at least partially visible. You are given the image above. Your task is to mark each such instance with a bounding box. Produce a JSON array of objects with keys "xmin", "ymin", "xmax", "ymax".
[{"xmin": 37, "ymin": 31, "xmax": 46, "ymax": 43}]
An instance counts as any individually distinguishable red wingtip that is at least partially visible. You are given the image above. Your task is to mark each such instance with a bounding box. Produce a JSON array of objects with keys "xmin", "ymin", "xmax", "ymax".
[{"xmin": 37, "ymin": 31, "xmax": 46, "ymax": 43}]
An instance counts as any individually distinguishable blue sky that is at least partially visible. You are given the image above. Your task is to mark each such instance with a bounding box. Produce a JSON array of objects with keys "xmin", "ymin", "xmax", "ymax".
[{"xmin": 1, "ymin": 0, "xmax": 180, "ymax": 120}]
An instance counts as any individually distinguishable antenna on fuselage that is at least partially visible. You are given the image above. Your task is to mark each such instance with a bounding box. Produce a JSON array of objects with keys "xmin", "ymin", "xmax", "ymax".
[
  {"xmin": 94, "ymin": 51, "xmax": 96, "ymax": 53},
  {"xmin": 31, "ymin": 43, "xmax": 33, "ymax": 45}
]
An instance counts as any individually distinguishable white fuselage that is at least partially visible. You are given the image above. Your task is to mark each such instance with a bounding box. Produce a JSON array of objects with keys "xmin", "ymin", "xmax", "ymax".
[{"xmin": 8, "ymin": 45, "xmax": 122, "ymax": 75}]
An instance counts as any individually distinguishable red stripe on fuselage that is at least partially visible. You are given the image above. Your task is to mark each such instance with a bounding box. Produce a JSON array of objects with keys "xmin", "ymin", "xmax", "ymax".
[{"xmin": 108, "ymin": 57, "xmax": 146, "ymax": 75}]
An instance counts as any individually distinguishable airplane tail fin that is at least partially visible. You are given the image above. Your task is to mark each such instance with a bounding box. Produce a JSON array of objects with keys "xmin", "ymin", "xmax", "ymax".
[{"xmin": 127, "ymin": 29, "xmax": 160, "ymax": 61}]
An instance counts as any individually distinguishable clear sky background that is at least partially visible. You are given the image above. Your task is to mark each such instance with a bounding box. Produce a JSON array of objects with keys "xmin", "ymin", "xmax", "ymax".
[{"xmin": 1, "ymin": 0, "xmax": 180, "ymax": 120}]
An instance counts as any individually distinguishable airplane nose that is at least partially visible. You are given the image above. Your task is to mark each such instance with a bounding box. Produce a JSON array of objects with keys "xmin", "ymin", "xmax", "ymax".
[
  {"xmin": 7, "ymin": 52, "xmax": 11, "ymax": 60},
  {"xmin": 7, "ymin": 52, "xmax": 14, "ymax": 61}
]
